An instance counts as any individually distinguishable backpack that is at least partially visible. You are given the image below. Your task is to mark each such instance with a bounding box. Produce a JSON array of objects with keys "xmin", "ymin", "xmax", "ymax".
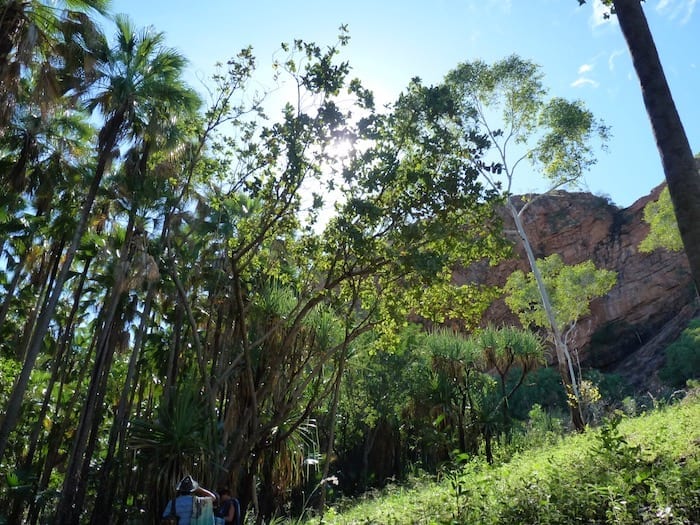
[
  {"xmin": 231, "ymin": 498, "xmax": 241, "ymax": 525},
  {"xmin": 191, "ymin": 495, "xmax": 215, "ymax": 525},
  {"xmin": 215, "ymin": 498, "xmax": 241, "ymax": 525},
  {"xmin": 160, "ymin": 495, "xmax": 179, "ymax": 525}
]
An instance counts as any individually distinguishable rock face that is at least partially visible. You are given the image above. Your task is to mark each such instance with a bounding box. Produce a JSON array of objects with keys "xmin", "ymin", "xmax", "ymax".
[{"xmin": 467, "ymin": 185, "xmax": 698, "ymax": 389}]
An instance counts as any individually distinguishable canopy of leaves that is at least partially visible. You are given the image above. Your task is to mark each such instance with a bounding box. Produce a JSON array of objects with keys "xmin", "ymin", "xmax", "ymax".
[
  {"xmin": 639, "ymin": 185, "xmax": 683, "ymax": 253},
  {"xmin": 442, "ymin": 55, "xmax": 610, "ymax": 197},
  {"xmin": 504, "ymin": 254, "xmax": 617, "ymax": 335},
  {"xmin": 659, "ymin": 319, "xmax": 700, "ymax": 387}
]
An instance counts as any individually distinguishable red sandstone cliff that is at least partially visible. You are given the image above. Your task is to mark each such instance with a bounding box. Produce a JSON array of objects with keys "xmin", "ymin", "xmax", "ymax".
[{"xmin": 462, "ymin": 185, "xmax": 698, "ymax": 389}]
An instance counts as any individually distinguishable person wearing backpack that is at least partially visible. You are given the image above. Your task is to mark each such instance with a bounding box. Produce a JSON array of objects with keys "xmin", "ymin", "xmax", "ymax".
[
  {"xmin": 214, "ymin": 488, "xmax": 240, "ymax": 525},
  {"xmin": 162, "ymin": 475, "xmax": 218, "ymax": 525}
]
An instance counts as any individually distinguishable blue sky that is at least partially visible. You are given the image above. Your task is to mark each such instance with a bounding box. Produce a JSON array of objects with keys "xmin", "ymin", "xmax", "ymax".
[{"xmin": 105, "ymin": 0, "xmax": 699, "ymax": 209}]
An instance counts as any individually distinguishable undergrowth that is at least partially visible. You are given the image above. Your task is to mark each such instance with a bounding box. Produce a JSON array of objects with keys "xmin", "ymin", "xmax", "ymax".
[{"xmin": 300, "ymin": 392, "xmax": 700, "ymax": 524}]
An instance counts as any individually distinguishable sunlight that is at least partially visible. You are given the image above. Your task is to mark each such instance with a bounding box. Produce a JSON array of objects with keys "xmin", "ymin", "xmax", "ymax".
[
  {"xmin": 297, "ymin": 137, "xmax": 355, "ymax": 234},
  {"xmin": 326, "ymin": 137, "xmax": 354, "ymax": 163}
]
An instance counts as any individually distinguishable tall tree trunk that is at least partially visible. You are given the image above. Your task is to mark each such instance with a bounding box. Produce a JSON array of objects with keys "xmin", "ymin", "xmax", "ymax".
[
  {"xmin": 0, "ymin": 243, "xmax": 30, "ymax": 330},
  {"xmin": 25, "ymin": 258, "xmax": 93, "ymax": 525},
  {"xmin": 90, "ymin": 280, "xmax": 157, "ymax": 525},
  {"xmin": 55, "ymin": 311, "xmax": 123, "ymax": 525},
  {"xmin": 18, "ymin": 248, "xmax": 91, "ymax": 471},
  {"xmin": 507, "ymin": 198, "xmax": 585, "ymax": 431},
  {"xmin": 29, "ymin": 332, "xmax": 98, "ymax": 525},
  {"xmin": 317, "ymin": 342, "xmax": 349, "ymax": 515},
  {"xmin": 10, "ymin": 328, "xmax": 67, "ymax": 524},
  {"xmin": 612, "ymin": 0, "xmax": 700, "ymax": 293},
  {"xmin": 15, "ymin": 242, "xmax": 61, "ymax": 363},
  {"xmin": 0, "ymin": 112, "xmax": 123, "ymax": 462},
  {"xmin": 55, "ymin": 204, "xmax": 135, "ymax": 525}
]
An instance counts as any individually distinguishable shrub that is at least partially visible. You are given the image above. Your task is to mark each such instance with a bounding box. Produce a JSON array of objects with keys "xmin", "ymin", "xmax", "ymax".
[
  {"xmin": 507, "ymin": 366, "xmax": 568, "ymax": 419},
  {"xmin": 659, "ymin": 319, "xmax": 700, "ymax": 387}
]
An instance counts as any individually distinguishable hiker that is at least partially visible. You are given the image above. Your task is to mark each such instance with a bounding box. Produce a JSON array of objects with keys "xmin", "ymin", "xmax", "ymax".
[
  {"xmin": 214, "ymin": 488, "xmax": 240, "ymax": 525},
  {"xmin": 162, "ymin": 475, "xmax": 218, "ymax": 525}
]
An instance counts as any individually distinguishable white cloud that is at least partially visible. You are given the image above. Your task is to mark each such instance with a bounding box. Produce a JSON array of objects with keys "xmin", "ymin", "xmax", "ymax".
[
  {"xmin": 571, "ymin": 77, "xmax": 600, "ymax": 88},
  {"xmin": 578, "ymin": 63, "xmax": 594, "ymax": 74},
  {"xmin": 608, "ymin": 49, "xmax": 625, "ymax": 71},
  {"xmin": 656, "ymin": 0, "xmax": 697, "ymax": 25}
]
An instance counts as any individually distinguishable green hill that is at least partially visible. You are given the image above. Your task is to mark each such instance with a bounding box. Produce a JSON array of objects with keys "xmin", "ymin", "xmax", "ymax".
[{"xmin": 301, "ymin": 392, "xmax": 700, "ymax": 524}]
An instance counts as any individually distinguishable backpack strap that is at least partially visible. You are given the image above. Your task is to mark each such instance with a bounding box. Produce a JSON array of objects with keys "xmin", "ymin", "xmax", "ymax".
[{"xmin": 232, "ymin": 498, "xmax": 241, "ymax": 525}]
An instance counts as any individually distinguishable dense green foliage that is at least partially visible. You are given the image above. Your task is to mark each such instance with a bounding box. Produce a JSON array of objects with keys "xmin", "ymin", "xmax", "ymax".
[
  {"xmin": 0, "ymin": 4, "xmax": 511, "ymax": 522},
  {"xmin": 1, "ymin": 2, "xmax": 688, "ymax": 524},
  {"xmin": 441, "ymin": 55, "xmax": 610, "ymax": 431},
  {"xmin": 659, "ymin": 319, "xmax": 700, "ymax": 387},
  {"xmin": 639, "ymin": 186, "xmax": 683, "ymax": 253},
  {"xmin": 329, "ymin": 324, "xmax": 545, "ymax": 496},
  {"xmin": 301, "ymin": 394, "xmax": 700, "ymax": 524},
  {"xmin": 505, "ymin": 254, "xmax": 617, "ymax": 339}
]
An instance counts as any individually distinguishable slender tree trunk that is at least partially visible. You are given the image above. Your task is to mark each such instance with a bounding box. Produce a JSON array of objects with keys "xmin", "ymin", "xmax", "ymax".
[
  {"xmin": 29, "ymin": 332, "xmax": 98, "ymax": 525},
  {"xmin": 612, "ymin": 0, "xmax": 700, "ymax": 293},
  {"xmin": 57, "ymin": 313, "xmax": 123, "ymax": 525},
  {"xmin": 361, "ymin": 425, "xmax": 379, "ymax": 491},
  {"xmin": 507, "ymin": 198, "xmax": 585, "ymax": 431},
  {"xmin": 26, "ymin": 258, "xmax": 93, "ymax": 525},
  {"xmin": 90, "ymin": 280, "xmax": 156, "ymax": 524},
  {"xmin": 0, "ymin": 243, "xmax": 29, "ymax": 330},
  {"xmin": 457, "ymin": 386, "xmax": 468, "ymax": 452},
  {"xmin": 20, "ymin": 248, "xmax": 90, "ymax": 470},
  {"xmin": 55, "ymin": 205, "xmax": 135, "ymax": 525},
  {"xmin": 484, "ymin": 428, "xmax": 493, "ymax": 464},
  {"xmin": 317, "ymin": 342, "xmax": 349, "ymax": 515},
  {"xmin": 15, "ymin": 244, "xmax": 60, "ymax": 362},
  {"xmin": 9, "ymin": 327, "xmax": 67, "ymax": 524},
  {"xmin": 0, "ymin": 113, "xmax": 123, "ymax": 461}
]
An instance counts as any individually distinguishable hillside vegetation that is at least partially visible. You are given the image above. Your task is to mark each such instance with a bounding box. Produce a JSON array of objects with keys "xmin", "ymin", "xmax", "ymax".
[{"xmin": 301, "ymin": 392, "xmax": 700, "ymax": 525}]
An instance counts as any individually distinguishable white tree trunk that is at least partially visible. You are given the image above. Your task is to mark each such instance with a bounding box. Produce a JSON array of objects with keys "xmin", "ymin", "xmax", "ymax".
[{"xmin": 506, "ymin": 197, "xmax": 583, "ymax": 425}]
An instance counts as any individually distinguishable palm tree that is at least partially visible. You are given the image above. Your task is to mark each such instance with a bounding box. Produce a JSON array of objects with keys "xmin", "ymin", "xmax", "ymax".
[
  {"xmin": 607, "ymin": 0, "xmax": 700, "ymax": 294},
  {"xmin": 0, "ymin": 0, "xmax": 108, "ymax": 130},
  {"xmin": 475, "ymin": 326, "xmax": 544, "ymax": 424},
  {"xmin": 88, "ymin": 114, "xmax": 201, "ymax": 525},
  {"xmin": 129, "ymin": 385, "xmax": 220, "ymax": 523},
  {"xmin": 0, "ymin": 10, "xmax": 197, "ymax": 485},
  {"xmin": 50, "ymin": 16, "xmax": 199, "ymax": 524}
]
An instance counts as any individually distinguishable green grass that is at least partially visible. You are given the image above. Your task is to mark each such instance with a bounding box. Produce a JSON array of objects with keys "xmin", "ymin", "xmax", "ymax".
[{"xmin": 301, "ymin": 393, "xmax": 700, "ymax": 524}]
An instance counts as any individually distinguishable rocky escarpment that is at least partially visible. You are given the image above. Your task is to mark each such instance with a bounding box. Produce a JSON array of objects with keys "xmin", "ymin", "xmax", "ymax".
[{"xmin": 463, "ymin": 185, "xmax": 698, "ymax": 390}]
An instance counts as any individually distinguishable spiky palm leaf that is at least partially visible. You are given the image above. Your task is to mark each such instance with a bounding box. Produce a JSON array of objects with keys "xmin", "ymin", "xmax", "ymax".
[{"xmin": 129, "ymin": 385, "xmax": 221, "ymax": 495}]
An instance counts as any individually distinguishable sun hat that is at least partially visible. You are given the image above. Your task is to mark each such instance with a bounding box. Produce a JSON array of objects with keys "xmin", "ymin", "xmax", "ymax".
[{"xmin": 176, "ymin": 475, "xmax": 199, "ymax": 493}]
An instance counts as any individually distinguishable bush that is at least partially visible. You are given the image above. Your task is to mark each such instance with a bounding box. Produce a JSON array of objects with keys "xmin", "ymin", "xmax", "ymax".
[
  {"xmin": 659, "ymin": 319, "xmax": 700, "ymax": 387},
  {"xmin": 507, "ymin": 367, "xmax": 568, "ymax": 419}
]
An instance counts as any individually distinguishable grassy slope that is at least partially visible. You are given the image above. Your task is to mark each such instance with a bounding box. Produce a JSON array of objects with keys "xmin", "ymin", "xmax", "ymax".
[{"xmin": 304, "ymin": 394, "xmax": 700, "ymax": 524}]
